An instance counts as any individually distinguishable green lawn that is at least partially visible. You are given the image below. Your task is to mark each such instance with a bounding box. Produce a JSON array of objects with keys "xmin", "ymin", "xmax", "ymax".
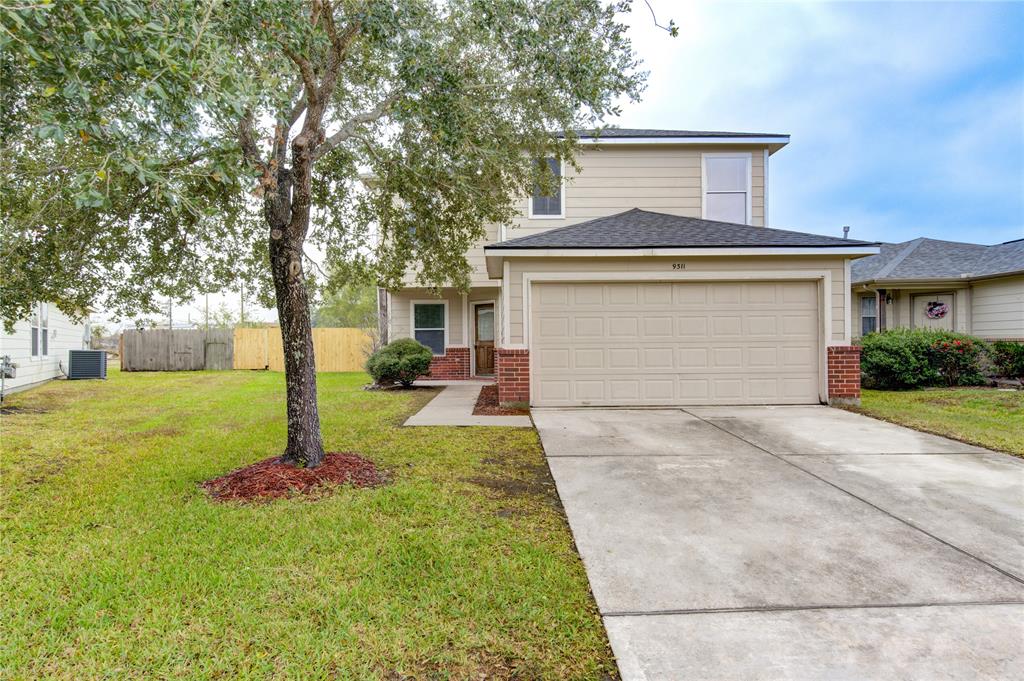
[
  {"xmin": 850, "ymin": 388, "xmax": 1024, "ymax": 456},
  {"xmin": 0, "ymin": 369, "xmax": 615, "ymax": 680}
]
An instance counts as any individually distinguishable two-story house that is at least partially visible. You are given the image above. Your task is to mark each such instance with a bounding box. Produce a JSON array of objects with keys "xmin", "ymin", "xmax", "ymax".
[{"xmin": 381, "ymin": 129, "xmax": 879, "ymax": 407}]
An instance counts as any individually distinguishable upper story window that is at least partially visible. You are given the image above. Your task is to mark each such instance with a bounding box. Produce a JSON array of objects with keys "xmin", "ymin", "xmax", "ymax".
[
  {"xmin": 529, "ymin": 157, "xmax": 563, "ymax": 219},
  {"xmin": 860, "ymin": 296, "xmax": 878, "ymax": 336},
  {"xmin": 412, "ymin": 301, "xmax": 446, "ymax": 355},
  {"xmin": 702, "ymin": 153, "xmax": 751, "ymax": 224},
  {"xmin": 31, "ymin": 302, "xmax": 48, "ymax": 357}
]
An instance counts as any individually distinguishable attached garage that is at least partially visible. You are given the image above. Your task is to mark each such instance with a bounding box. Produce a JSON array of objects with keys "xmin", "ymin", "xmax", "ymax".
[
  {"xmin": 484, "ymin": 209, "xmax": 880, "ymax": 408},
  {"xmin": 530, "ymin": 280, "xmax": 821, "ymax": 406}
]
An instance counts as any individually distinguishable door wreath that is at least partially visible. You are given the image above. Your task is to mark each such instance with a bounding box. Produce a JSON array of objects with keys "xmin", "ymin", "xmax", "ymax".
[{"xmin": 925, "ymin": 301, "xmax": 949, "ymax": 319}]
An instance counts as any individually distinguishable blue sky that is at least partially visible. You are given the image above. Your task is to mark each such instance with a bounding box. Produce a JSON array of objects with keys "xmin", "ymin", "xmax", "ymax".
[{"xmin": 619, "ymin": 0, "xmax": 1024, "ymax": 245}]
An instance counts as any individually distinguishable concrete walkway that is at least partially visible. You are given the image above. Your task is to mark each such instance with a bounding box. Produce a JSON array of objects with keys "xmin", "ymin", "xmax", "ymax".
[
  {"xmin": 534, "ymin": 406, "xmax": 1024, "ymax": 680},
  {"xmin": 403, "ymin": 383, "xmax": 533, "ymax": 427}
]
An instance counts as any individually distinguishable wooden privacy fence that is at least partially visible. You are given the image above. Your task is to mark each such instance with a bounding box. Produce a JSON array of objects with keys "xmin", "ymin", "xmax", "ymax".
[
  {"xmin": 232, "ymin": 327, "xmax": 371, "ymax": 372},
  {"xmin": 121, "ymin": 327, "xmax": 371, "ymax": 372},
  {"xmin": 121, "ymin": 329, "xmax": 234, "ymax": 371}
]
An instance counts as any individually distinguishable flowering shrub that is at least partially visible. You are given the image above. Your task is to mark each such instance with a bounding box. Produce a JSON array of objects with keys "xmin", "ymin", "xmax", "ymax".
[{"xmin": 929, "ymin": 336, "xmax": 985, "ymax": 386}]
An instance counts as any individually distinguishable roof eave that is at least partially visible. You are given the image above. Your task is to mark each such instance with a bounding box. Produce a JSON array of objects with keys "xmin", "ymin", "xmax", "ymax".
[
  {"xmin": 852, "ymin": 269, "xmax": 1024, "ymax": 287},
  {"xmin": 575, "ymin": 135, "xmax": 790, "ymax": 153},
  {"xmin": 486, "ymin": 244, "xmax": 881, "ymax": 278}
]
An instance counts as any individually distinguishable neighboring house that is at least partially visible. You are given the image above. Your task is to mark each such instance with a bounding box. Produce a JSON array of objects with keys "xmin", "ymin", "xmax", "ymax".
[
  {"xmin": 0, "ymin": 302, "xmax": 90, "ymax": 397},
  {"xmin": 851, "ymin": 237, "xmax": 1024, "ymax": 341},
  {"xmin": 382, "ymin": 128, "xmax": 879, "ymax": 406}
]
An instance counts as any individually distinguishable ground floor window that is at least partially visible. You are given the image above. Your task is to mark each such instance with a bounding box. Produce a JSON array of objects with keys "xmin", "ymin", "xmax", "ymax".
[
  {"xmin": 413, "ymin": 302, "xmax": 446, "ymax": 355},
  {"xmin": 860, "ymin": 296, "xmax": 877, "ymax": 336}
]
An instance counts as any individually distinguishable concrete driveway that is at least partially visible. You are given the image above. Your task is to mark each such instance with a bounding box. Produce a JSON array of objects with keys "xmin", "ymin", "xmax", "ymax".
[{"xmin": 533, "ymin": 406, "xmax": 1024, "ymax": 680}]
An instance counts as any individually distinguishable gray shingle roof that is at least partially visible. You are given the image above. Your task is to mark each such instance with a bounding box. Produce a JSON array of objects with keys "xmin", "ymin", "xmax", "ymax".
[
  {"xmin": 486, "ymin": 209, "xmax": 878, "ymax": 250},
  {"xmin": 562, "ymin": 128, "xmax": 788, "ymax": 139},
  {"xmin": 851, "ymin": 237, "xmax": 1024, "ymax": 283}
]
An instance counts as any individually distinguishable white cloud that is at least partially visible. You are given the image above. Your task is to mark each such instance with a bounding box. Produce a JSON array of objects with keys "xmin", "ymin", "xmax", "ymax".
[{"xmin": 617, "ymin": 0, "xmax": 1024, "ymax": 243}]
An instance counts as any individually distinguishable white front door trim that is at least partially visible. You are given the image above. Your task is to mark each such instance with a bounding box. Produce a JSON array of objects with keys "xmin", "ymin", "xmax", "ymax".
[{"xmin": 470, "ymin": 299, "xmax": 497, "ymax": 376}]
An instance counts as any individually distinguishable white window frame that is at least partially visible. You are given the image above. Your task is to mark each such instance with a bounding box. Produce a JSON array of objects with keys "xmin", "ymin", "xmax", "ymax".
[
  {"xmin": 860, "ymin": 295, "xmax": 878, "ymax": 336},
  {"xmin": 40, "ymin": 302, "xmax": 49, "ymax": 356},
  {"xmin": 701, "ymin": 152, "xmax": 753, "ymax": 225},
  {"xmin": 527, "ymin": 157, "xmax": 565, "ymax": 220},
  {"xmin": 410, "ymin": 300, "xmax": 448, "ymax": 356},
  {"xmin": 30, "ymin": 301, "xmax": 48, "ymax": 359}
]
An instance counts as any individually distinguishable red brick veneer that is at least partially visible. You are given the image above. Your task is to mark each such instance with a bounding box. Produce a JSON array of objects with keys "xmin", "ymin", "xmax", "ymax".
[
  {"xmin": 827, "ymin": 345, "xmax": 862, "ymax": 405},
  {"xmin": 428, "ymin": 347, "xmax": 470, "ymax": 380},
  {"xmin": 496, "ymin": 348, "xmax": 529, "ymax": 405}
]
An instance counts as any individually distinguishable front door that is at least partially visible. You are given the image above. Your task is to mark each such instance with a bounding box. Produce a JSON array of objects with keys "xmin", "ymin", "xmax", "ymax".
[
  {"xmin": 474, "ymin": 304, "xmax": 495, "ymax": 375},
  {"xmin": 912, "ymin": 293, "xmax": 954, "ymax": 331}
]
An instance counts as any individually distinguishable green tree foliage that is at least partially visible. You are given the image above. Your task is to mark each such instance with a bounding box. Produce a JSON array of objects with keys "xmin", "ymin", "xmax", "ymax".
[
  {"xmin": 365, "ymin": 337, "xmax": 432, "ymax": 387},
  {"xmin": 313, "ymin": 282, "xmax": 377, "ymax": 328},
  {"xmin": 1, "ymin": 0, "xmax": 646, "ymax": 464}
]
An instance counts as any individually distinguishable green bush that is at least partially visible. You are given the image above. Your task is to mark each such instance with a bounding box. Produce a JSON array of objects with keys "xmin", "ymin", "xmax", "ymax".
[
  {"xmin": 991, "ymin": 341, "xmax": 1024, "ymax": 378},
  {"xmin": 365, "ymin": 338, "xmax": 433, "ymax": 387},
  {"xmin": 860, "ymin": 328, "xmax": 987, "ymax": 389},
  {"xmin": 860, "ymin": 329, "xmax": 938, "ymax": 389}
]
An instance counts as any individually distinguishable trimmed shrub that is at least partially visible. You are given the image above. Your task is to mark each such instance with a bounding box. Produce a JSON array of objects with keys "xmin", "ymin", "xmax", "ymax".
[
  {"xmin": 860, "ymin": 329, "xmax": 938, "ymax": 389},
  {"xmin": 365, "ymin": 338, "xmax": 433, "ymax": 387},
  {"xmin": 860, "ymin": 328, "xmax": 987, "ymax": 389},
  {"xmin": 991, "ymin": 341, "xmax": 1024, "ymax": 379}
]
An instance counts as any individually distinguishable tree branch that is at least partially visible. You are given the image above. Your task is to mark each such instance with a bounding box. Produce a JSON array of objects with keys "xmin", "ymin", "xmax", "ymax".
[
  {"xmin": 282, "ymin": 46, "xmax": 319, "ymax": 107},
  {"xmin": 238, "ymin": 111, "xmax": 266, "ymax": 169},
  {"xmin": 643, "ymin": 0, "xmax": 679, "ymax": 36},
  {"xmin": 313, "ymin": 94, "xmax": 399, "ymax": 160}
]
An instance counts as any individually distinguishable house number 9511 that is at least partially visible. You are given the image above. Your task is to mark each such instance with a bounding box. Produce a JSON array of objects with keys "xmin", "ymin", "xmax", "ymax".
[{"xmin": 672, "ymin": 263, "xmax": 686, "ymax": 270}]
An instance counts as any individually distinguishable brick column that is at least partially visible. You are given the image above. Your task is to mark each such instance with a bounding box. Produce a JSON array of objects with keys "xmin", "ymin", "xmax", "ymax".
[
  {"xmin": 496, "ymin": 348, "xmax": 529, "ymax": 406},
  {"xmin": 827, "ymin": 345, "xmax": 862, "ymax": 406},
  {"xmin": 428, "ymin": 347, "xmax": 470, "ymax": 380}
]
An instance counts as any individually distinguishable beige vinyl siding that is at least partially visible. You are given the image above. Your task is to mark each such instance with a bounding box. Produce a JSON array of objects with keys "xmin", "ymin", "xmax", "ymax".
[
  {"xmin": 401, "ymin": 222, "xmax": 500, "ymax": 287},
  {"xmin": 0, "ymin": 304, "xmax": 89, "ymax": 395},
  {"xmin": 389, "ymin": 287, "xmax": 501, "ymax": 348},
  {"xmin": 506, "ymin": 145, "xmax": 766, "ymax": 242},
  {"xmin": 398, "ymin": 144, "xmax": 770, "ymax": 288},
  {"xmin": 505, "ymin": 256, "xmax": 848, "ymax": 345},
  {"xmin": 971, "ymin": 275, "xmax": 1024, "ymax": 339}
]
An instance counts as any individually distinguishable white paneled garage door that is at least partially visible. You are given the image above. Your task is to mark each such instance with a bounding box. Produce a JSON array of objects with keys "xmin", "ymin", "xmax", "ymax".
[{"xmin": 530, "ymin": 281, "xmax": 821, "ymax": 406}]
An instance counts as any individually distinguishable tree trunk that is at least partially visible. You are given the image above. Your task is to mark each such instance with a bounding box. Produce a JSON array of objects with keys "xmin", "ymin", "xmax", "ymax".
[{"xmin": 266, "ymin": 171, "xmax": 326, "ymax": 468}]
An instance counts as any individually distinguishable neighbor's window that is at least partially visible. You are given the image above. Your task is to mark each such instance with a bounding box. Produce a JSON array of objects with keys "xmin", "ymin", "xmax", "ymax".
[
  {"xmin": 40, "ymin": 302, "xmax": 48, "ymax": 356},
  {"xmin": 413, "ymin": 303, "xmax": 446, "ymax": 355},
  {"xmin": 30, "ymin": 302, "xmax": 48, "ymax": 357},
  {"xmin": 703, "ymin": 154, "xmax": 751, "ymax": 224},
  {"xmin": 530, "ymin": 157, "xmax": 562, "ymax": 218},
  {"xmin": 861, "ymin": 296, "xmax": 877, "ymax": 336}
]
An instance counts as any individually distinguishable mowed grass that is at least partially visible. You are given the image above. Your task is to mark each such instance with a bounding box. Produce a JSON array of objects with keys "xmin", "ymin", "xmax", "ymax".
[
  {"xmin": 0, "ymin": 369, "xmax": 615, "ymax": 680},
  {"xmin": 851, "ymin": 388, "xmax": 1024, "ymax": 456}
]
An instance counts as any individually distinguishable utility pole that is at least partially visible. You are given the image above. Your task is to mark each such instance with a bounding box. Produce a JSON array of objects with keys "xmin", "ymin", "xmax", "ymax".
[
  {"xmin": 240, "ymin": 282, "xmax": 245, "ymax": 326},
  {"xmin": 205, "ymin": 293, "xmax": 210, "ymax": 331}
]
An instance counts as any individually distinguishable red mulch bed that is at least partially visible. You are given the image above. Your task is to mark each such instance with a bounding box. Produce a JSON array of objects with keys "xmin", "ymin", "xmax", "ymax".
[
  {"xmin": 202, "ymin": 452, "xmax": 388, "ymax": 502},
  {"xmin": 473, "ymin": 384, "xmax": 529, "ymax": 416}
]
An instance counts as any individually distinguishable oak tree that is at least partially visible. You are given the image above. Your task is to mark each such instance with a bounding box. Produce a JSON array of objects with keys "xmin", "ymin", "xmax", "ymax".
[{"xmin": 1, "ymin": 0, "xmax": 644, "ymax": 466}]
